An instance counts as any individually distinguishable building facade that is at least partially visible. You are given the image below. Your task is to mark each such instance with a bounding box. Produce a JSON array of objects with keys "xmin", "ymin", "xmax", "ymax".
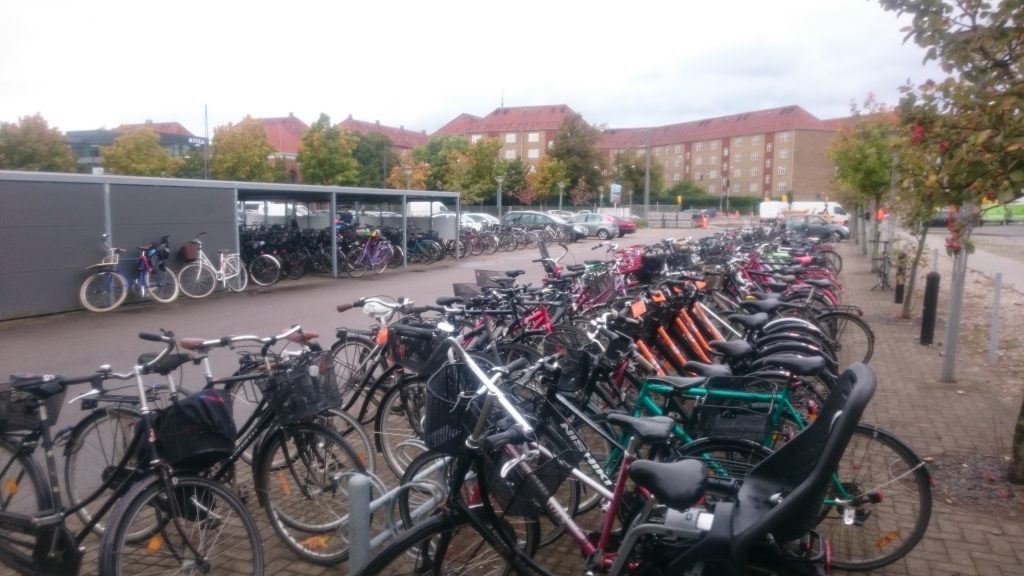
[
  {"xmin": 65, "ymin": 121, "xmax": 207, "ymax": 174},
  {"xmin": 437, "ymin": 105, "xmax": 577, "ymax": 169},
  {"xmin": 338, "ymin": 115, "xmax": 428, "ymax": 154}
]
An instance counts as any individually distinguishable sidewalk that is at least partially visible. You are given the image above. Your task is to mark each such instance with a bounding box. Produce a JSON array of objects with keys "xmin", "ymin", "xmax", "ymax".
[{"xmin": 833, "ymin": 241, "xmax": 1024, "ymax": 575}]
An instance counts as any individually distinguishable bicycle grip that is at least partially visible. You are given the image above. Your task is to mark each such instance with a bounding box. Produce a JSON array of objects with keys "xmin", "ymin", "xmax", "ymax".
[
  {"xmin": 480, "ymin": 426, "xmax": 528, "ymax": 453},
  {"xmin": 138, "ymin": 332, "xmax": 165, "ymax": 342},
  {"xmin": 336, "ymin": 303, "xmax": 355, "ymax": 313},
  {"xmin": 502, "ymin": 356, "xmax": 531, "ymax": 373}
]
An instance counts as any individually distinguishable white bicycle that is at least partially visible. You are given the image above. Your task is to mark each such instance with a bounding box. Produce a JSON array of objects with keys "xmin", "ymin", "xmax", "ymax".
[{"xmin": 177, "ymin": 232, "xmax": 248, "ymax": 298}]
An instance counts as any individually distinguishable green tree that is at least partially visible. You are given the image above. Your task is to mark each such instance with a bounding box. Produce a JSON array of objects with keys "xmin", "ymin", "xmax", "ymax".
[
  {"xmin": 452, "ymin": 138, "xmax": 503, "ymax": 205},
  {"xmin": 176, "ymin": 145, "xmax": 209, "ymax": 179},
  {"xmin": 210, "ymin": 117, "xmax": 279, "ymax": 182},
  {"xmin": 100, "ymin": 128, "xmax": 182, "ymax": 176},
  {"xmin": 877, "ymin": 0, "xmax": 1024, "ymax": 481},
  {"xmin": 412, "ymin": 135, "xmax": 469, "ymax": 191},
  {"xmin": 354, "ymin": 132, "xmax": 399, "ymax": 188},
  {"xmin": 297, "ymin": 113, "xmax": 359, "ymax": 186},
  {"xmin": 503, "ymin": 159, "xmax": 530, "ymax": 205},
  {"xmin": 613, "ymin": 150, "xmax": 665, "ymax": 204},
  {"xmin": 549, "ymin": 113, "xmax": 606, "ymax": 202},
  {"xmin": 527, "ymin": 156, "xmax": 568, "ymax": 206},
  {"xmin": 664, "ymin": 180, "xmax": 712, "ymax": 206},
  {"xmin": 0, "ymin": 113, "xmax": 76, "ymax": 172}
]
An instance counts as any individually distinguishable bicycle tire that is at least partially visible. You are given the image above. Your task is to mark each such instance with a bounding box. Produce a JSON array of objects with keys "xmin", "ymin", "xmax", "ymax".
[
  {"xmin": 330, "ymin": 335, "xmax": 383, "ymax": 407},
  {"xmin": 0, "ymin": 437, "xmax": 53, "ymax": 574},
  {"xmin": 482, "ymin": 234, "xmax": 500, "ymax": 255},
  {"xmin": 671, "ymin": 437, "xmax": 773, "ymax": 492},
  {"xmin": 374, "ymin": 243, "xmax": 393, "ymax": 274},
  {"xmin": 315, "ymin": 408, "xmax": 375, "ymax": 475},
  {"xmin": 375, "ymin": 377, "xmax": 428, "ymax": 478},
  {"xmin": 346, "ymin": 249, "xmax": 369, "ymax": 278},
  {"xmin": 177, "ymin": 262, "xmax": 216, "ymax": 298},
  {"xmin": 63, "ymin": 406, "xmax": 141, "ymax": 536},
  {"xmin": 814, "ymin": 310, "xmax": 875, "ymax": 366},
  {"xmin": 79, "ymin": 271, "xmax": 128, "ymax": 312},
  {"xmin": 223, "ymin": 254, "xmax": 248, "ymax": 292},
  {"xmin": 356, "ymin": 507, "xmax": 540, "ymax": 576},
  {"xmin": 146, "ymin": 266, "xmax": 180, "ymax": 303},
  {"xmin": 257, "ymin": 422, "xmax": 367, "ymax": 565},
  {"xmin": 284, "ymin": 251, "xmax": 308, "ymax": 280},
  {"xmin": 99, "ymin": 474, "xmax": 264, "ymax": 575},
  {"xmin": 249, "ymin": 254, "xmax": 282, "ymax": 286},
  {"xmin": 817, "ymin": 424, "xmax": 932, "ymax": 571},
  {"xmin": 816, "ymin": 249, "xmax": 844, "ymax": 275}
]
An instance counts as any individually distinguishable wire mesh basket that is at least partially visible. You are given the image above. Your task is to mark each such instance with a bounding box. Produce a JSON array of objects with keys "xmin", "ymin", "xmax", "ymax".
[
  {"xmin": 261, "ymin": 351, "xmax": 341, "ymax": 425},
  {"xmin": 423, "ymin": 363, "xmax": 487, "ymax": 455},
  {"xmin": 484, "ymin": 446, "xmax": 583, "ymax": 516},
  {"xmin": 452, "ymin": 282, "xmax": 481, "ymax": 299},
  {"xmin": 542, "ymin": 327, "xmax": 594, "ymax": 392},
  {"xmin": 700, "ymin": 265, "xmax": 726, "ymax": 291},
  {"xmin": 692, "ymin": 376, "xmax": 776, "ymax": 443},
  {"xmin": 0, "ymin": 376, "xmax": 65, "ymax": 433}
]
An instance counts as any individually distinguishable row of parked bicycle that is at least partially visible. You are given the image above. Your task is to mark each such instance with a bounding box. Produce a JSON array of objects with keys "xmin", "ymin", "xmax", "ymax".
[
  {"xmin": 7, "ymin": 227, "xmax": 933, "ymax": 574},
  {"xmin": 77, "ymin": 222, "xmax": 584, "ymax": 313}
]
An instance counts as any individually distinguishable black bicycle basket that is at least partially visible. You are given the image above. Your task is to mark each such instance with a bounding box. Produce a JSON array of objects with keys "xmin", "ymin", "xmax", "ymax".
[
  {"xmin": 542, "ymin": 327, "xmax": 595, "ymax": 392},
  {"xmin": 154, "ymin": 388, "xmax": 236, "ymax": 473},
  {"xmin": 484, "ymin": 445, "xmax": 583, "ymax": 517},
  {"xmin": 423, "ymin": 363, "xmax": 491, "ymax": 455},
  {"xmin": 693, "ymin": 376, "xmax": 776, "ymax": 443},
  {"xmin": 0, "ymin": 375, "xmax": 65, "ymax": 433},
  {"xmin": 261, "ymin": 351, "xmax": 341, "ymax": 425}
]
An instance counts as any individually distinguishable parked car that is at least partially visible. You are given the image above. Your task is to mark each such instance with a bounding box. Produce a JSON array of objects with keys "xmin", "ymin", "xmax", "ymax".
[
  {"xmin": 464, "ymin": 212, "xmax": 500, "ymax": 227},
  {"xmin": 783, "ymin": 214, "xmax": 850, "ymax": 241},
  {"xmin": 610, "ymin": 215, "xmax": 637, "ymax": 237},
  {"xmin": 568, "ymin": 213, "xmax": 620, "ymax": 240},
  {"xmin": 501, "ymin": 210, "xmax": 585, "ymax": 241},
  {"xmin": 459, "ymin": 213, "xmax": 482, "ymax": 231},
  {"xmin": 547, "ymin": 209, "xmax": 574, "ymax": 219}
]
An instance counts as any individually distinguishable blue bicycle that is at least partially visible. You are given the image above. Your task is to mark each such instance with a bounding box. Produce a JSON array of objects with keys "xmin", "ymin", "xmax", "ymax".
[{"xmin": 78, "ymin": 234, "xmax": 180, "ymax": 312}]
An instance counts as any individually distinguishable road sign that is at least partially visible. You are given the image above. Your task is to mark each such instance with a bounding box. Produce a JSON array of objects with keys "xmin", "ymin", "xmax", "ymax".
[{"xmin": 610, "ymin": 183, "xmax": 622, "ymax": 204}]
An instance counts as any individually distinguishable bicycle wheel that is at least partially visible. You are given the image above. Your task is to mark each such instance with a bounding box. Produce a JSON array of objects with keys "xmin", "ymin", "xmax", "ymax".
[
  {"xmin": 177, "ymin": 262, "xmax": 216, "ymax": 298},
  {"xmin": 374, "ymin": 244, "xmax": 394, "ymax": 274},
  {"xmin": 249, "ymin": 254, "xmax": 281, "ymax": 286},
  {"xmin": 100, "ymin": 475, "xmax": 264, "ymax": 575},
  {"xmin": 481, "ymin": 234, "xmax": 500, "ymax": 256},
  {"xmin": 64, "ymin": 406, "xmax": 141, "ymax": 535},
  {"xmin": 346, "ymin": 249, "xmax": 369, "ymax": 278},
  {"xmin": 223, "ymin": 254, "xmax": 248, "ymax": 292},
  {"xmin": 284, "ymin": 251, "xmax": 308, "ymax": 280},
  {"xmin": 314, "ymin": 408, "xmax": 375, "ymax": 475},
  {"xmin": 498, "ymin": 233, "xmax": 517, "ymax": 252},
  {"xmin": 671, "ymin": 437, "xmax": 772, "ymax": 495},
  {"xmin": 814, "ymin": 310, "xmax": 874, "ymax": 366},
  {"xmin": 330, "ymin": 336, "xmax": 383, "ymax": 406},
  {"xmin": 0, "ymin": 437, "xmax": 52, "ymax": 572},
  {"xmin": 816, "ymin": 424, "xmax": 932, "ymax": 572},
  {"xmin": 816, "ymin": 249, "xmax": 844, "ymax": 275},
  {"xmin": 79, "ymin": 271, "xmax": 128, "ymax": 312},
  {"xmin": 356, "ymin": 509, "xmax": 540, "ymax": 576},
  {"xmin": 146, "ymin": 266, "xmax": 180, "ymax": 303},
  {"xmin": 375, "ymin": 377, "xmax": 428, "ymax": 477},
  {"xmin": 257, "ymin": 422, "xmax": 367, "ymax": 565}
]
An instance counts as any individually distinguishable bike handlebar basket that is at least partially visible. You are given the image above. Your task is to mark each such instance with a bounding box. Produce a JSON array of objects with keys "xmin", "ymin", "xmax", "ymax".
[
  {"xmin": 423, "ymin": 362, "xmax": 488, "ymax": 455},
  {"xmin": 700, "ymin": 265, "xmax": 726, "ymax": 292},
  {"xmin": 485, "ymin": 445, "xmax": 583, "ymax": 516},
  {"xmin": 542, "ymin": 326, "xmax": 595, "ymax": 393},
  {"xmin": 260, "ymin": 351, "xmax": 341, "ymax": 425},
  {"xmin": 0, "ymin": 376, "xmax": 65, "ymax": 433}
]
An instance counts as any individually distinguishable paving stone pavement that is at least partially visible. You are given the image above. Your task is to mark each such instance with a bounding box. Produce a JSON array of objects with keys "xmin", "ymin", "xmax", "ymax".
[{"xmin": 8, "ymin": 239, "xmax": 1023, "ymax": 576}]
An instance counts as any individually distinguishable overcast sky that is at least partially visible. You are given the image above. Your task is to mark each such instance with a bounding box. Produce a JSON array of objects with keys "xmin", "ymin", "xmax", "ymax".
[{"xmin": 1, "ymin": 0, "xmax": 943, "ymax": 138}]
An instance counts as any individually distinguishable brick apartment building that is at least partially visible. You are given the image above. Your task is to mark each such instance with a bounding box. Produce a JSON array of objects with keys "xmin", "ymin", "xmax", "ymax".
[
  {"xmin": 338, "ymin": 115, "xmax": 428, "ymax": 153},
  {"xmin": 253, "ymin": 113, "xmax": 309, "ymax": 182},
  {"xmin": 434, "ymin": 105, "xmax": 577, "ymax": 169}
]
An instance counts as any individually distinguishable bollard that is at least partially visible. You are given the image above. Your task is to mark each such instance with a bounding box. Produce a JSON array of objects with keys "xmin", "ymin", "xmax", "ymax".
[
  {"xmin": 920, "ymin": 271, "xmax": 940, "ymax": 345},
  {"xmin": 348, "ymin": 473, "xmax": 372, "ymax": 573}
]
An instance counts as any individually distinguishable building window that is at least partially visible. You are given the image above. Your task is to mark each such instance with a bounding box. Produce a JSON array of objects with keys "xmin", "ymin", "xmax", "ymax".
[
  {"xmin": 673, "ymin": 172, "xmax": 680, "ymax": 181},
  {"xmin": 766, "ymin": 142, "xmax": 773, "ymax": 153},
  {"xmin": 696, "ymin": 172, "xmax": 703, "ymax": 181},
  {"xmin": 779, "ymin": 148, "xmax": 789, "ymax": 159},
  {"xmin": 695, "ymin": 157, "xmax": 703, "ymax": 166},
  {"xmin": 765, "ymin": 159, "xmax": 772, "ymax": 168},
  {"xmin": 685, "ymin": 152, "xmax": 690, "ymax": 160},
  {"xmin": 470, "ymin": 134, "xmax": 482, "ymax": 144},
  {"xmin": 710, "ymin": 141, "xmax": 719, "ymax": 150},
  {"xmin": 777, "ymin": 181, "xmax": 787, "ymax": 192},
  {"xmin": 548, "ymin": 140, "xmax": 554, "ymax": 149},
  {"xmin": 505, "ymin": 133, "xmax": 516, "ymax": 144},
  {"xmin": 778, "ymin": 132, "xmax": 790, "ymax": 143},
  {"xmin": 750, "ymin": 168, "xmax": 760, "ymax": 177},
  {"xmin": 527, "ymin": 148, "xmax": 540, "ymax": 159},
  {"xmin": 528, "ymin": 132, "xmax": 540, "ymax": 143},
  {"xmin": 673, "ymin": 159, "xmax": 680, "ymax": 168},
  {"xmin": 733, "ymin": 168, "xmax": 742, "ymax": 178},
  {"xmin": 694, "ymin": 143, "xmax": 704, "ymax": 152},
  {"xmin": 733, "ymin": 152, "xmax": 743, "ymax": 162},
  {"xmin": 685, "ymin": 165, "xmax": 690, "ymax": 173},
  {"xmin": 709, "ymin": 155, "xmax": 718, "ymax": 166},
  {"xmin": 749, "ymin": 182, "xmax": 760, "ymax": 194},
  {"xmin": 751, "ymin": 151, "xmax": 761, "ymax": 162},
  {"xmin": 674, "ymin": 145, "xmax": 681, "ymax": 153},
  {"xmin": 733, "ymin": 137, "xmax": 744, "ymax": 147},
  {"xmin": 777, "ymin": 165, "xmax": 787, "ymax": 176},
  {"xmin": 708, "ymin": 183, "xmax": 717, "ymax": 194},
  {"xmin": 504, "ymin": 150, "xmax": 516, "ymax": 160},
  {"xmin": 751, "ymin": 135, "xmax": 762, "ymax": 145}
]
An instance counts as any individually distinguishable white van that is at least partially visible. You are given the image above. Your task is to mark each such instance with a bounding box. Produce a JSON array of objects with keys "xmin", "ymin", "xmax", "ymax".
[
  {"xmin": 406, "ymin": 201, "xmax": 450, "ymax": 217},
  {"xmin": 239, "ymin": 202, "xmax": 330, "ymax": 228}
]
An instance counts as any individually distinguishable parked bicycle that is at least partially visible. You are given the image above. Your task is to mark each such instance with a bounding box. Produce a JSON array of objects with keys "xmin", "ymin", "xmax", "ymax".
[
  {"xmin": 78, "ymin": 234, "xmax": 180, "ymax": 312},
  {"xmin": 177, "ymin": 232, "xmax": 248, "ymax": 298}
]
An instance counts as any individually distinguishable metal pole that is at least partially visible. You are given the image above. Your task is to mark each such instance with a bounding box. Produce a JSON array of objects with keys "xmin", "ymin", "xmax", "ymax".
[
  {"xmin": 643, "ymin": 128, "xmax": 651, "ymax": 219},
  {"xmin": 941, "ymin": 248, "xmax": 968, "ymax": 382},
  {"xmin": 558, "ymin": 181, "xmax": 565, "ymax": 211},
  {"xmin": 932, "ymin": 248, "xmax": 939, "ymax": 273},
  {"xmin": 402, "ymin": 195, "xmax": 408, "ymax": 268},
  {"xmin": 990, "ymin": 272, "xmax": 1002, "ymax": 365},
  {"xmin": 347, "ymin": 473, "xmax": 371, "ymax": 573},
  {"xmin": 495, "ymin": 175, "xmax": 504, "ymax": 219}
]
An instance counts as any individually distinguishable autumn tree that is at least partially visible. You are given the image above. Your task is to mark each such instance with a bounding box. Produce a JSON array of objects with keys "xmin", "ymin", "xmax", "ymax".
[
  {"xmin": 354, "ymin": 132, "xmax": 399, "ymax": 188},
  {"xmin": 176, "ymin": 145, "xmax": 209, "ymax": 179},
  {"xmin": 548, "ymin": 113, "xmax": 606, "ymax": 202},
  {"xmin": 526, "ymin": 156, "xmax": 567, "ymax": 207},
  {"xmin": 385, "ymin": 161, "xmax": 430, "ymax": 190},
  {"xmin": 210, "ymin": 117, "xmax": 281, "ymax": 182},
  {"xmin": 295, "ymin": 114, "xmax": 359, "ymax": 186},
  {"xmin": 503, "ymin": 159, "xmax": 531, "ymax": 205},
  {"xmin": 613, "ymin": 150, "xmax": 665, "ymax": 205},
  {"xmin": 412, "ymin": 135, "xmax": 469, "ymax": 191},
  {"xmin": 100, "ymin": 127, "xmax": 182, "ymax": 176},
  {"xmin": 0, "ymin": 113, "xmax": 77, "ymax": 172},
  {"xmin": 877, "ymin": 0, "xmax": 1024, "ymax": 480},
  {"xmin": 448, "ymin": 138, "xmax": 503, "ymax": 205}
]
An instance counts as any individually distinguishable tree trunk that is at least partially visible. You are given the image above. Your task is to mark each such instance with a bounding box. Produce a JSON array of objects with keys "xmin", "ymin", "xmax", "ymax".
[
  {"xmin": 1010, "ymin": 392, "xmax": 1024, "ymax": 483},
  {"xmin": 901, "ymin": 227, "xmax": 930, "ymax": 319}
]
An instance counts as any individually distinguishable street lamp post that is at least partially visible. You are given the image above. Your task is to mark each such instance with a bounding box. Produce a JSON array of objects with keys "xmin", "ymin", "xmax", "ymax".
[
  {"xmin": 495, "ymin": 175, "xmax": 504, "ymax": 218},
  {"xmin": 643, "ymin": 128, "xmax": 652, "ymax": 219},
  {"xmin": 558, "ymin": 181, "xmax": 566, "ymax": 211},
  {"xmin": 404, "ymin": 166, "xmax": 413, "ymax": 190}
]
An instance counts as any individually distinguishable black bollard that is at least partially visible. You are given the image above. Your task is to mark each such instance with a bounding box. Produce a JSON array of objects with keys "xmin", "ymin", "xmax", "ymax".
[
  {"xmin": 920, "ymin": 271, "xmax": 940, "ymax": 345},
  {"xmin": 895, "ymin": 283, "xmax": 905, "ymax": 303}
]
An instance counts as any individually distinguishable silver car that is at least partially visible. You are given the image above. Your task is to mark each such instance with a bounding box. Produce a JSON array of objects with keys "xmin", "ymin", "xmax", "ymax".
[{"xmin": 568, "ymin": 213, "xmax": 620, "ymax": 240}]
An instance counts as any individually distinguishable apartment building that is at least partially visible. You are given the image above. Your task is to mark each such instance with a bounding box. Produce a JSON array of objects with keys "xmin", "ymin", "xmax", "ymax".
[
  {"xmin": 599, "ymin": 106, "xmax": 838, "ymax": 202},
  {"xmin": 338, "ymin": 115, "xmax": 429, "ymax": 153},
  {"xmin": 441, "ymin": 105, "xmax": 577, "ymax": 168},
  {"xmin": 252, "ymin": 113, "xmax": 309, "ymax": 182}
]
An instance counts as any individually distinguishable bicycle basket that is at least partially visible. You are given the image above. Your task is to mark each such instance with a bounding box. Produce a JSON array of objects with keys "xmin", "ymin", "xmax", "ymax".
[
  {"xmin": 423, "ymin": 363, "xmax": 488, "ymax": 455},
  {"xmin": 262, "ymin": 351, "xmax": 341, "ymax": 425},
  {"xmin": 154, "ymin": 388, "xmax": 235, "ymax": 472},
  {"xmin": 452, "ymin": 282, "xmax": 481, "ymax": 299},
  {"xmin": 484, "ymin": 446, "xmax": 583, "ymax": 516},
  {"xmin": 389, "ymin": 320, "xmax": 444, "ymax": 374},
  {"xmin": 700, "ymin": 265, "xmax": 726, "ymax": 291},
  {"xmin": 542, "ymin": 327, "xmax": 594, "ymax": 392},
  {"xmin": 0, "ymin": 375, "xmax": 65, "ymax": 433},
  {"xmin": 693, "ymin": 377, "xmax": 776, "ymax": 443}
]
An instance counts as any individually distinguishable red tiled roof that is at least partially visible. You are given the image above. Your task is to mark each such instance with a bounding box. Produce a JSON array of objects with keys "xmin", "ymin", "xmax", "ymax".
[
  {"xmin": 254, "ymin": 114, "xmax": 308, "ymax": 155},
  {"xmin": 469, "ymin": 105, "xmax": 577, "ymax": 134},
  {"xmin": 116, "ymin": 121, "xmax": 194, "ymax": 137},
  {"xmin": 338, "ymin": 116, "xmax": 428, "ymax": 149},
  {"xmin": 599, "ymin": 105, "xmax": 835, "ymax": 150},
  {"xmin": 432, "ymin": 113, "xmax": 481, "ymax": 137}
]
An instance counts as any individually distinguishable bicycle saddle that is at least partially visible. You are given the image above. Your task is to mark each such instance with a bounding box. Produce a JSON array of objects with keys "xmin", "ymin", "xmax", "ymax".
[
  {"xmin": 606, "ymin": 413, "xmax": 676, "ymax": 443},
  {"xmin": 683, "ymin": 361, "xmax": 733, "ymax": 378},
  {"xmin": 738, "ymin": 298, "xmax": 783, "ymax": 315},
  {"xmin": 9, "ymin": 374, "xmax": 65, "ymax": 399},
  {"xmin": 709, "ymin": 340, "xmax": 755, "ymax": 361},
  {"xmin": 727, "ymin": 313, "xmax": 770, "ymax": 331},
  {"xmin": 802, "ymin": 278, "xmax": 834, "ymax": 289},
  {"xmin": 643, "ymin": 375, "xmax": 708, "ymax": 393},
  {"xmin": 753, "ymin": 354, "xmax": 826, "ymax": 376},
  {"xmin": 630, "ymin": 458, "xmax": 707, "ymax": 510}
]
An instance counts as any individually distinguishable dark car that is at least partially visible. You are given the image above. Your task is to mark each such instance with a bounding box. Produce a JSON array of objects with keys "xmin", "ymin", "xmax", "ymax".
[
  {"xmin": 501, "ymin": 210, "xmax": 586, "ymax": 241},
  {"xmin": 929, "ymin": 207, "xmax": 952, "ymax": 227},
  {"xmin": 610, "ymin": 215, "xmax": 636, "ymax": 237},
  {"xmin": 783, "ymin": 214, "xmax": 850, "ymax": 241}
]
